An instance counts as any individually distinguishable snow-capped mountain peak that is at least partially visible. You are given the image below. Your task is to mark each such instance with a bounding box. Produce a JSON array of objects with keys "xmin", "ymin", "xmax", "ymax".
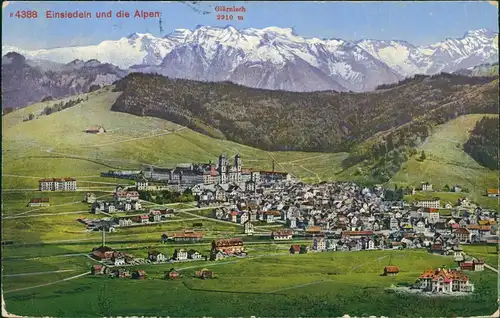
[
  {"xmin": 126, "ymin": 32, "xmax": 155, "ymax": 40},
  {"xmin": 2, "ymin": 26, "xmax": 497, "ymax": 93}
]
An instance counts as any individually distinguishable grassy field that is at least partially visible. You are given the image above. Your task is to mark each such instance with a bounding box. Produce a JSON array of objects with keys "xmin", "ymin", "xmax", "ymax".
[
  {"xmin": 403, "ymin": 191, "xmax": 499, "ymax": 211},
  {"xmin": 389, "ymin": 114, "xmax": 499, "ymax": 209},
  {"xmin": 3, "ymin": 250, "xmax": 497, "ymax": 317},
  {"xmin": 462, "ymin": 244, "xmax": 499, "ymax": 267},
  {"xmin": 1, "ymin": 87, "xmax": 348, "ymax": 189},
  {"xmin": 0, "ymin": 191, "xmax": 114, "ymax": 216}
]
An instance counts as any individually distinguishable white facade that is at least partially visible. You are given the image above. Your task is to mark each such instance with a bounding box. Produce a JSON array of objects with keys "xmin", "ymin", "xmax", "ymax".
[
  {"xmin": 39, "ymin": 178, "xmax": 77, "ymax": 191},
  {"xmin": 313, "ymin": 237, "xmax": 326, "ymax": 251},
  {"xmin": 416, "ymin": 200, "xmax": 440, "ymax": 209}
]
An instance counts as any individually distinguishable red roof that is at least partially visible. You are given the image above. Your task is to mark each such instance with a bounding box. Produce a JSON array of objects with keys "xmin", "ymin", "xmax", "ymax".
[
  {"xmin": 341, "ymin": 231, "xmax": 374, "ymax": 237},
  {"xmin": 272, "ymin": 230, "xmax": 293, "ymax": 236},
  {"xmin": 384, "ymin": 266, "xmax": 400, "ymax": 273},
  {"xmin": 487, "ymin": 189, "xmax": 499, "ymax": 194},
  {"xmin": 290, "ymin": 244, "xmax": 301, "ymax": 252},
  {"xmin": 140, "ymin": 215, "xmax": 149, "ymax": 219},
  {"xmin": 454, "ymin": 228, "xmax": 470, "ymax": 234},
  {"xmin": 419, "ymin": 268, "xmax": 468, "ymax": 282},
  {"xmin": 30, "ymin": 198, "xmax": 50, "ymax": 203},
  {"xmin": 116, "ymin": 191, "xmax": 139, "ymax": 197},
  {"xmin": 305, "ymin": 226, "xmax": 322, "ymax": 233},
  {"xmin": 213, "ymin": 238, "xmax": 243, "ymax": 247}
]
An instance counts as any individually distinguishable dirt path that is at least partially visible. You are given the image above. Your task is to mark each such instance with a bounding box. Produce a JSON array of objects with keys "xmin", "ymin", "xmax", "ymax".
[
  {"xmin": 3, "ymin": 272, "xmax": 90, "ymax": 294},
  {"xmin": 267, "ymin": 280, "xmax": 332, "ymax": 294},
  {"xmin": 3, "ymin": 270, "xmax": 75, "ymax": 277},
  {"xmin": 299, "ymin": 165, "xmax": 322, "ymax": 183}
]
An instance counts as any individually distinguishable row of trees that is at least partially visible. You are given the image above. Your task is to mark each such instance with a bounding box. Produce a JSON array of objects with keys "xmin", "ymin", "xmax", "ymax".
[
  {"xmin": 43, "ymin": 97, "xmax": 86, "ymax": 116},
  {"xmin": 138, "ymin": 188, "xmax": 194, "ymax": 204}
]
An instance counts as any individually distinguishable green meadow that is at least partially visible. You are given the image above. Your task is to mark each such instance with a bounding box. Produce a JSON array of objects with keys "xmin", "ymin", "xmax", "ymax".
[
  {"xmin": 3, "ymin": 250, "xmax": 497, "ymax": 317},
  {"xmin": 389, "ymin": 114, "xmax": 499, "ymax": 210}
]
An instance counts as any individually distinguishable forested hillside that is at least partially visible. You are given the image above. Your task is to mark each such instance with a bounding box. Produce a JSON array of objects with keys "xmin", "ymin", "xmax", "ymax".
[
  {"xmin": 111, "ymin": 72, "xmax": 498, "ymax": 157},
  {"xmin": 463, "ymin": 116, "xmax": 499, "ymax": 170}
]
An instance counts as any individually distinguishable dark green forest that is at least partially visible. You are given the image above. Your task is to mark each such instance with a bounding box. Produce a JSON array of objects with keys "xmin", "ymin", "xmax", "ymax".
[
  {"xmin": 463, "ymin": 116, "xmax": 499, "ymax": 170},
  {"xmin": 111, "ymin": 72, "xmax": 497, "ymax": 155}
]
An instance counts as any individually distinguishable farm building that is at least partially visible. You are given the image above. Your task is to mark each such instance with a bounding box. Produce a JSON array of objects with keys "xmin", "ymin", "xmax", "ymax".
[
  {"xmin": 272, "ymin": 230, "xmax": 293, "ymax": 240},
  {"xmin": 211, "ymin": 238, "xmax": 244, "ymax": 254},
  {"xmin": 165, "ymin": 269, "xmax": 181, "ymax": 280},
  {"xmin": 133, "ymin": 270, "xmax": 147, "ymax": 280},
  {"xmin": 85, "ymin": 125, "xmax": 106, "ymax": 134},
  {"xmin": 487, "ymin": 189, "xmax": 499, "ymax": 197},
  {"xmin": 460, "ymin": 259, "xmax": 485, "ymax": 271},
  {"xmin": 91, "ymin": 246, "xmax": 114, "ymax": 261},
  {"xmin": 383, "ymin": 266, "xmax": 400, "ymax": 276},
  {"xmin": 28, "ymin": 198, "xmax": 50, "ymax": 207},
  {"xmin": 195, "ymin": 269, "xmax": 214, "ymax": 279},
  {"xmin": 91, "ymin": 264, "xmax": 106, "ymax": 275},
  {"xmin": 289, "ymin": 245, "xmax": 301, "ymax": 254},
  {"xmin": 170, "ymin": 231, "xmax": 204, "ymax": 242},
  {"xmin": 111, "ymin": 268, "xmax": 131, "ymax": 278}
]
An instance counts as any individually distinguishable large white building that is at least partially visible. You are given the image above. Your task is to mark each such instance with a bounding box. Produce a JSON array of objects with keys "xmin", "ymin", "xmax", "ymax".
[
  {"xmin": 415, "ymin": 199, "xmax": 440, "ymax": 209},
  {"xmin": 38, "ymin": 178, "xmax": 77, "ymax": 191},
  {"xmin": 415, "ymin": 268, "xmax": 474, "ymax": 293}
]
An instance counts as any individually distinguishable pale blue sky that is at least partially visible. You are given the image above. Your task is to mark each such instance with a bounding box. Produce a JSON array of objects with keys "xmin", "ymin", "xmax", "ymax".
[{"xmin": 2, "ymin": 1, "xmax": 498, "ymax": 49}]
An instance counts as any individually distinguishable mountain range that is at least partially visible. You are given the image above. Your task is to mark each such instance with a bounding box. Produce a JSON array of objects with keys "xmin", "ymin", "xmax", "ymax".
[
  {"xmin": 1, "ymin": 52, "xmax": 126, "ymax": 109},
  {"xmin": 2, "ymin": 26, "xmax": 498, "ymax": 108},
  {"xmin": 454, "ymin": 62, "xmax": 499, "ymax": 77}
]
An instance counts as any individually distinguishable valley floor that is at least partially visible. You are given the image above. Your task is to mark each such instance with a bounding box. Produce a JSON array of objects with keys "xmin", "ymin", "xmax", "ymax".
[{"xmin": 2, "ymin": 248, "xmax": 498, "ymax": 317}]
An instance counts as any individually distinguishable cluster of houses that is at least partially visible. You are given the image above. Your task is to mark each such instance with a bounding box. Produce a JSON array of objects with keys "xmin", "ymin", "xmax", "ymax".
[
  {"xmin": 91, "ymin": 264, "xmax": 146, "ymax": 279},
  {"xmin": 28, "ymin": 197, "xmax": 50, "ymax": 207},
  {"xmin": 89, "ymin": 188, "xmax": 142, "ymax": 214},
  {"xmin": 203, "ymin": 180, "xmax": 497, "ymax": 247}
]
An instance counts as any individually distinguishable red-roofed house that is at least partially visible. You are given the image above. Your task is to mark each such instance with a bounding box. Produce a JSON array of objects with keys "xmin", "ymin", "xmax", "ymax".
[
  {"xmin": 384, "ymin": 266, "xmax": 400, "ymax": 276},
  {"xmin": 28, "ymin": 198, "xmax": 50, "ymax": 207},
  {"xmin": 453, "ymin": 228, "xmax": 471, "ymax": 244},
  {"xmin": 415, "ymin": 268, "xmax": 474, "ymax": 293},
  {"xmin": 487, "ymin": 189, "xmax": 499, "ymax": 197},
  {"xmin": 460, "ymin": 259, "xmax": 485, "ymax": 271},
  {"xmin": 272, "ymin": 230, "xmax": 293, "ymax": 240},
  {"xmin": 289, "ymin": 244, "xmax": 301, "ymax": 254},
  {"xmin": 114, "ymin": 191, "xmax": 140, "ymax": 202},
  {"xmin": 86, "ymin": 126, "xmax": 106, "ymax": 134}
]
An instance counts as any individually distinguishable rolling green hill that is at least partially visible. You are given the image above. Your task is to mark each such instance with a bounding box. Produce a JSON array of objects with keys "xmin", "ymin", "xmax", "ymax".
[
  {"xmin": 110, "ymin": 72, "xmax": 497, "ymax": 153},
  {"xmin": 2, "ymin": 82, "xmax": 497, "ymax": 210},
  {"xmin": 463, "ymin": 116, "xmax": 499, "ymax": 170},
  {"xmin": 1, "ymin": 86, "xmax": 348, "ymax": 189},
  {"xmin": 387, "ymin": 114, "xmax": 499, "ymax": 208}
]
